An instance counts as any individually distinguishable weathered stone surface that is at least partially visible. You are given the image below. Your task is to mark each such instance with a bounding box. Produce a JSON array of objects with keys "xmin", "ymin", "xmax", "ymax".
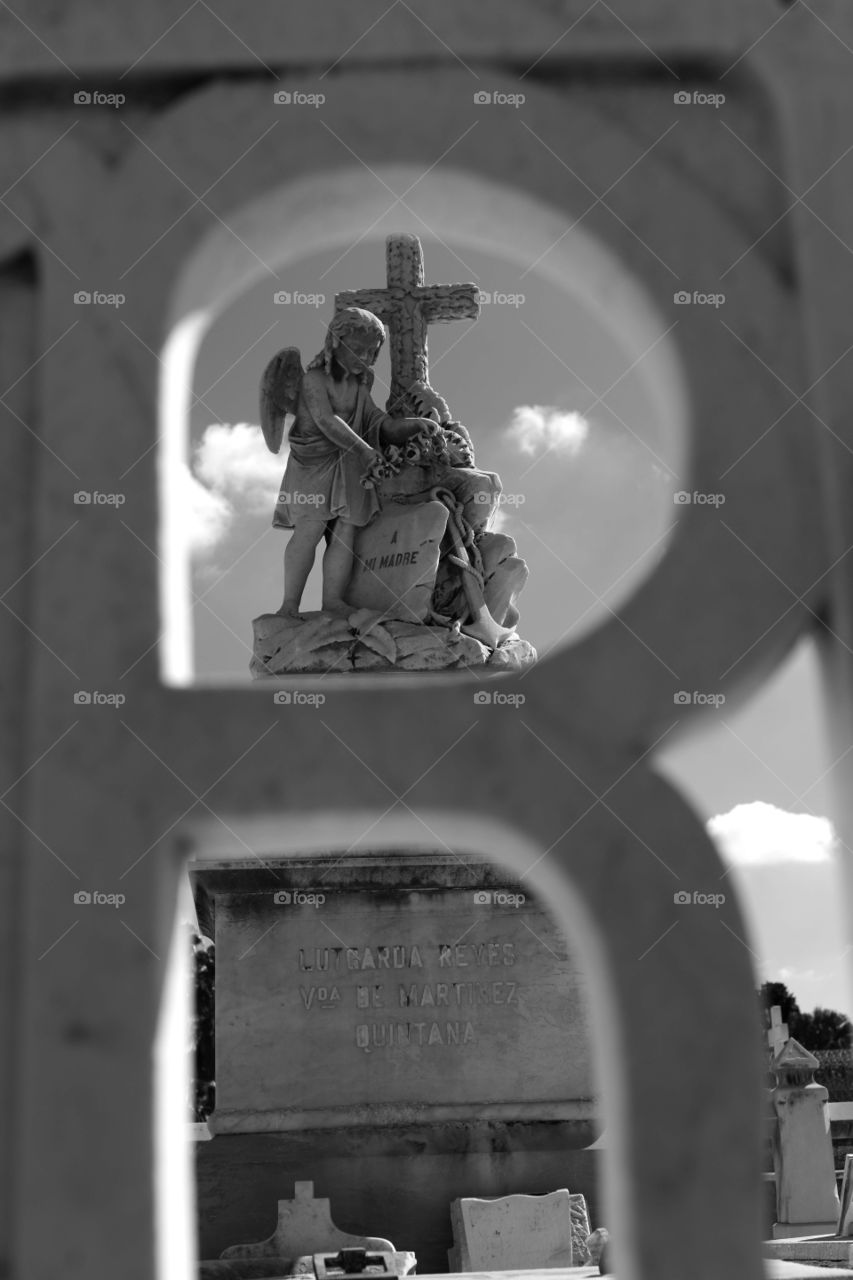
[
  {"xmin": 448, "ymin": 1189, "xmax": 575, "ymax": 1270},
  {"xmin": 191, "ymin": 854, "xmax": 595, "ymax": 1135},
  {"xmin": 218, "ymin": 1179, "xmax": 405, "ymax": 1267},
  {"xmin": 251, "ymin": 609, "xmax": 538, "ymax": 675},
  {"xmin": 570, "ymin": 1194, "xmax": 592, "ymax": 1265},
  {"xmin": 485, "ymin": 635, "xmax": 538, "ymax": 673},
  {"xmin": 14, "ymin": 31, "xmax": 853, "ymax": 1280},
  {"xmin": 771, "ymin": 1039, "xmax": 840, "ymax": 1231},
  {"xmin": 349, "ymin": 501, "xmax": 449, "ymax": 623},
  {"xmin": 250, "ymin": 612, "xmax": 355, "ymax": 677},
  {"xmin": 586, "ymin": 1227, "xmax": 610, "ymax": 1269}
]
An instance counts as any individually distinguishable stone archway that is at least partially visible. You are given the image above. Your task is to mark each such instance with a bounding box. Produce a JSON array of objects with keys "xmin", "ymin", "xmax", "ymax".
[{"xmin": 9, "ymin": 64, "xmax": 831, "ymax": 1280}]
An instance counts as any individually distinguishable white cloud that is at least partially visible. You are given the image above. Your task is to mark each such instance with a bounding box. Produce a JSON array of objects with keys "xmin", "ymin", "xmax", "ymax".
[
  {"xmin": 508, "ymin": 404, "xmax": 590, "ymax": 457},
  {"xmin": 187, "ymin": 422, "xmax": 286, "ymax": 553},
  {"xmin": 194, "ymin": 422, "xmax": 285, "ymax": 517},
  {"xmin": 181, "ymin": 463, "xmax": 233, "ymax": 553},
  {"xmin": 708, "ymin": 801, "xmax": 838, "ymax": 867}
]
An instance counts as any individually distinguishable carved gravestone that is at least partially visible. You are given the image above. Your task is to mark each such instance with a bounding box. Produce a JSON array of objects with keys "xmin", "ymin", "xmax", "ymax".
[
  {"xmin": 215, "ymin": 1180, "xmax": 415, "ymax": 1275},
  {"xmin": 192, "ymin": 853, "xmax": 594, "ymax": 1136},
  {"xmin": 770, "ymin": 1038, "xmax": 840, "ymax": 1237},
  {"xmin": 447, "ymin": 1189, "xmax": 575, "ymax": 1270}
]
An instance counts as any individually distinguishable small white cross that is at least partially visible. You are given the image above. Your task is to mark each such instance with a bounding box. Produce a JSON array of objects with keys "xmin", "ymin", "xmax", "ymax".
[{"xmin": 768, "ymin": 1005, "xmax": 789, "ymax": 1057}]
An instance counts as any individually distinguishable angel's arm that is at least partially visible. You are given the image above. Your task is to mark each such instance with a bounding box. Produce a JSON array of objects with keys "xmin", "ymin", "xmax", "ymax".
[
  {"xmin": 363, "ymin": 395, "xmax": 438, "ymax": 447},
  {"xmin": 302, "ymin": 370, "xmax": 376, "ymax": 456}
]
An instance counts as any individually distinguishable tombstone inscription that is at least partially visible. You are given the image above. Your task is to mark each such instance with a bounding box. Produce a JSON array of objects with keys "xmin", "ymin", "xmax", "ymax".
[{"xmin": 191, "ymin": 852, "xmax": 594, "ymax": 1135}]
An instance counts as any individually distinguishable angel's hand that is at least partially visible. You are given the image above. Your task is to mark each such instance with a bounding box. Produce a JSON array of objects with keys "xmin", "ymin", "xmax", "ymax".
[{"xmin": 380, "ymin": 418, "xmax": 421, "ymax": 447}]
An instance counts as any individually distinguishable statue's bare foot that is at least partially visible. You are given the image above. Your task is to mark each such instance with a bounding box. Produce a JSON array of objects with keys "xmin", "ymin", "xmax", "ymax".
[
  {"xmin": 274, "ymin": 602, "xmax": 303, "ymax": 620},
  {"xmin": 320, "ymin": 598, "xmax": 353, "ymax": 619},
  {"xmin": 462, "ymin": 606, "xmax": 518, "ymax": 650}
]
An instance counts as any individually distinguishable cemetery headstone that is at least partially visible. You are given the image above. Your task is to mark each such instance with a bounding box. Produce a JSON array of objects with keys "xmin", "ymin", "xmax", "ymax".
[
  {"xmin": 447, "ymin": 1189, "xmax": 575, "ymax": 1271},
  {"xmin": 192, "ymin": 851, "xmax": 600, "ymax": 1271},
  {"xmin": 214, "ymin": 1180, "xmax": 415, "ymax": 1275},
  {"xmin": 768, "ymin": 1006, "xmax": 789, "ymax": 1058},
  {"xmin": 770, "ymin": 1038, "xmax": 840, "ymax": 1237},
  {"xmin": 192, "ymin": 852, "xmax": 593, "ymax": 1134}
]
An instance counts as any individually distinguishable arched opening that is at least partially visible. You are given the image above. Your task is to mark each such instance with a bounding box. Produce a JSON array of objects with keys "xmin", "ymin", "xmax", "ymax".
[
  {"xmin": 160, "ymin": 166, "xmax": 690, "ymax": 684},
  {"xmin": 179, "ymin": 811, "xmax": 621, "ymax": 1274}
]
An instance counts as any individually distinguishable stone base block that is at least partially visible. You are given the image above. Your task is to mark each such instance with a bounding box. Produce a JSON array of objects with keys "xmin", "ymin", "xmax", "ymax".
[{"xmin": 772, "ymin": 1223, "xmax": 841, "ymax": 1241}]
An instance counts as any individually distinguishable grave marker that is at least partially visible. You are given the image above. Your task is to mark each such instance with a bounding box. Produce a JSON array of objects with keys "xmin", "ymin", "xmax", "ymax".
[
  {"xmin": 192, "ymin": 852, "xmax": 594, "ymax": 1134},
  {"xmin": 769, "ymin": 1006, "xmax": 789, "ymax": 1058}
]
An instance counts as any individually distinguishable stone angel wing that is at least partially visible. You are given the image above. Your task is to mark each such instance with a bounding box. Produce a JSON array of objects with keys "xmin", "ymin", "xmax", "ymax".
[{"xmin": 259, "ymin": 346, "xmax": 304, "ymax": 454}]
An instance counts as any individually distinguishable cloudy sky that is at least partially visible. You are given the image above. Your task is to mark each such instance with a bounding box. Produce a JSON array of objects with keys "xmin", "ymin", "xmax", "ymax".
[{"xmin": 182, "ymin": 236, "xmax": 851, "ymax": 1022}]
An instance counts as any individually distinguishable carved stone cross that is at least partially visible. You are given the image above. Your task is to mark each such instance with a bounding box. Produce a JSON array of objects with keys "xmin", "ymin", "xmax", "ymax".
[
  {"xmin": 768, "ymin": 1005, "xmax": 789, "ymax": 1058},
  {"xmin": 335, "ymin": 233, "xmax": 480, "ymax": 415}
]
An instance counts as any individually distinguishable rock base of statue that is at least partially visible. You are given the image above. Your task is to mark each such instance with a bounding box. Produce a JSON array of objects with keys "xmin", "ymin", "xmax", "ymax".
[{"xmin": 250, "ymin": 609, "xmax": 537, "ymax": 677}]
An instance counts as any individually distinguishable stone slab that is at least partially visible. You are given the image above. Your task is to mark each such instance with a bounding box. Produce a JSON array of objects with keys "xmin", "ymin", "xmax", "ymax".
[
  {"xmin": 349, "ymin": 501, "xmax": 449, "ymax": 623},
  {"xmin": 449, "ymin": 1191, "xmax": 575, "ymax": 1271},
  {"xmin": 192, "ymin": 854, "xmax": 593, "ymax": 1135},
  {"xmin": 766, "ymin": 1236, "xmax": 853, "ymax": 1266},
  {"xmin": 772, "ymin": 1223, "xmax": 840, "ymax": 1240},
  {"xmin": 420, "ymin": 1267, "xmax": 853, "ymax": 1279},
  {"xmin": 840, "ymin": 1155, "xmax": 853, "ymax": 1237}
]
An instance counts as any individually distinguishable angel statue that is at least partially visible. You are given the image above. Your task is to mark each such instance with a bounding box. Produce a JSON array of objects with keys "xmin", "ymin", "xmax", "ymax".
[
  {"xmin": 252, "ymin": 236, "xmax": 535, "ymax": 676},
  {"xmin": 260, "ymin": 306, "xmax": 440, "ymax": 619}
]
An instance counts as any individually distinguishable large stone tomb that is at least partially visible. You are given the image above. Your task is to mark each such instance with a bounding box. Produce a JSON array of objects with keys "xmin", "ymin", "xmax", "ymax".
[{"xmin": 191, "ymin": 852, "xmax": 600, "ymax": 1272}]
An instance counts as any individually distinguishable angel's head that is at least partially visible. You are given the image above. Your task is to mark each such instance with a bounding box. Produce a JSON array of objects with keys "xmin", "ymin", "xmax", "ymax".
[{"xmin": 310, "ymin": 307, "xmax": 386, "ymax": 382}]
